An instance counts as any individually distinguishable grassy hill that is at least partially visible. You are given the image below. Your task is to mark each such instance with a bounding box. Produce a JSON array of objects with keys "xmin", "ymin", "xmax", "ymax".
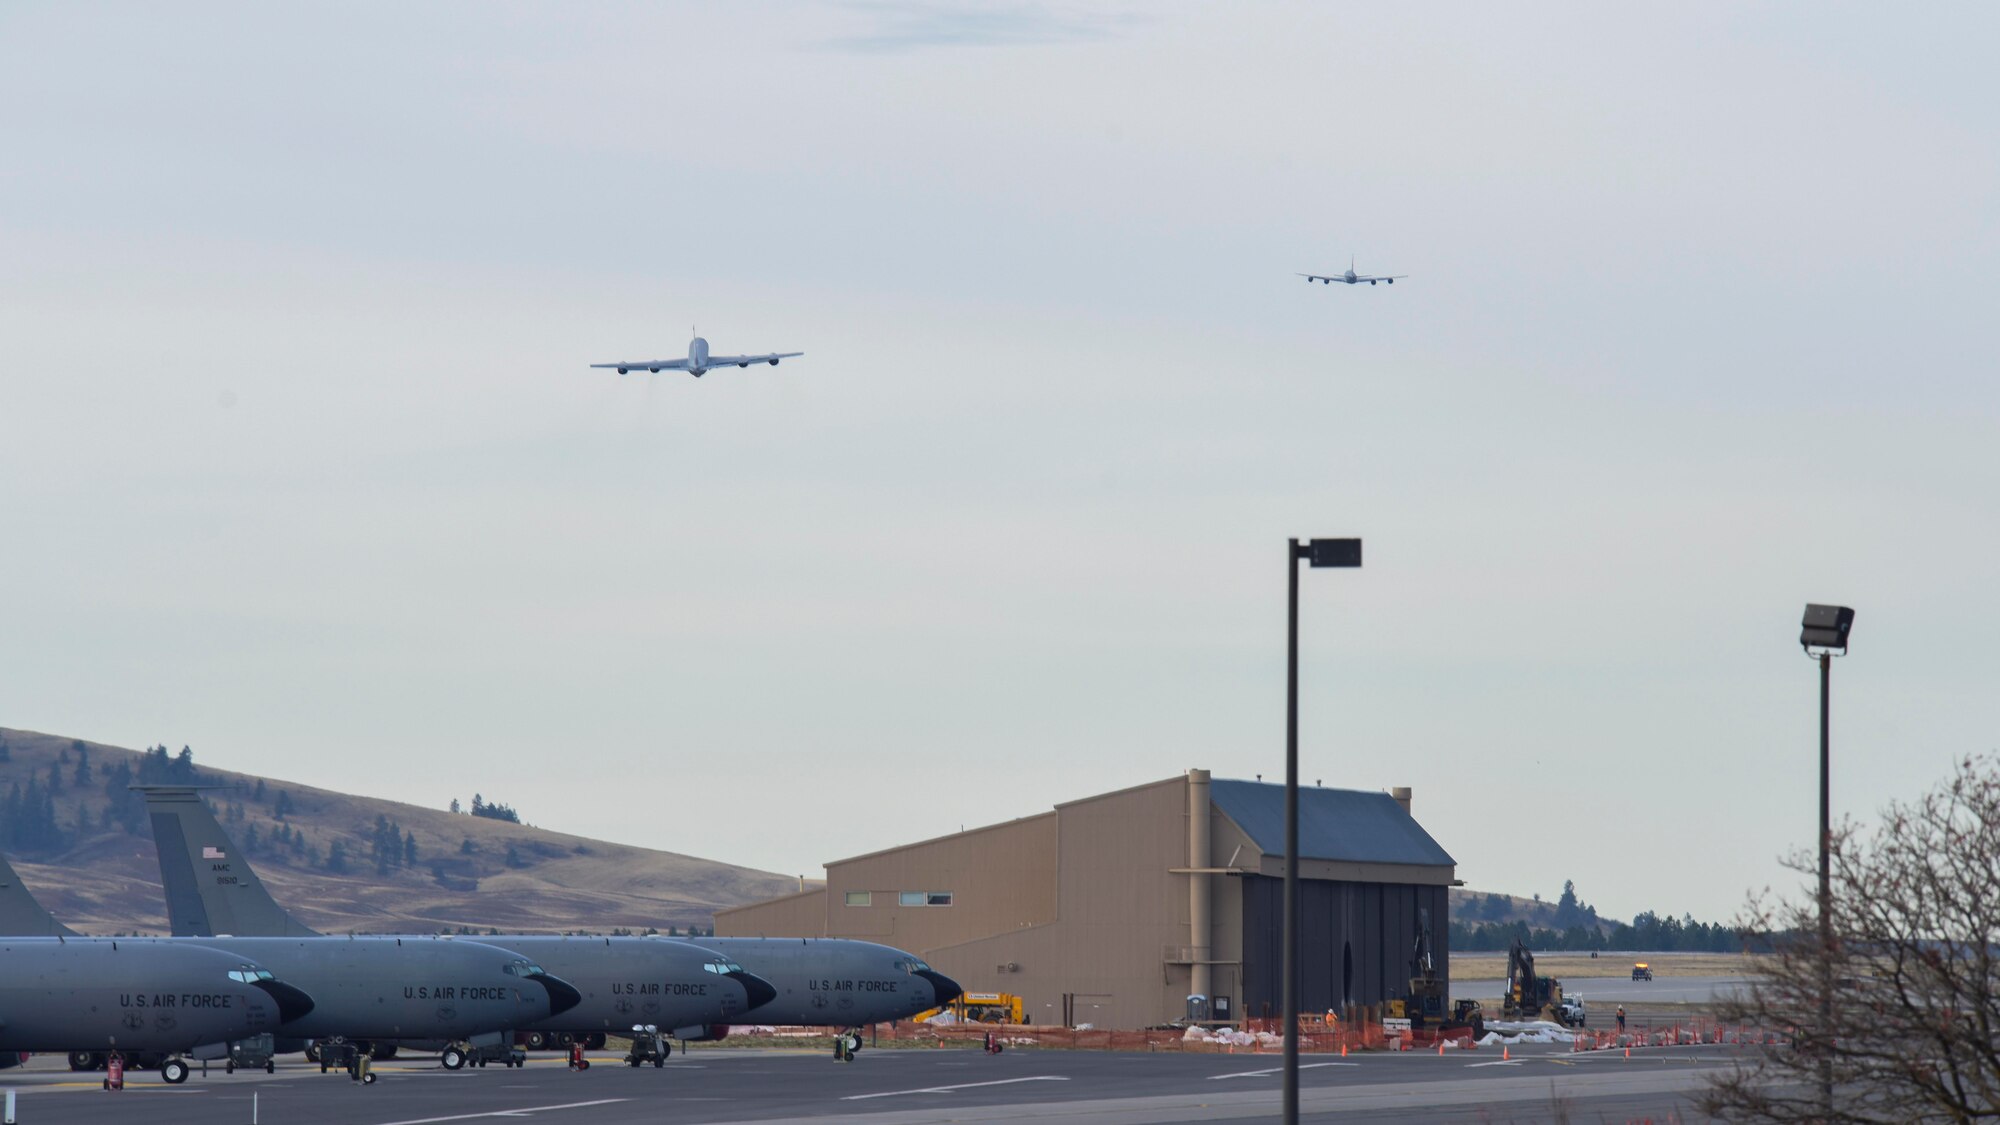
[
  {"xmin": 1449, "ymin": 887, "xmax": 1620, "ymax": 933},
  {"xmin": 0, "ymin": 727, "xmax": 802, "ymax": 936}
]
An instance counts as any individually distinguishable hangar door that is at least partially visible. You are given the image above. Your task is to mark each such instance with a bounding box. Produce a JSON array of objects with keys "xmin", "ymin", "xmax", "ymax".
[{"xmin": 1237, "ymin": 876, "xmax": 1449, "ymax": 1019}]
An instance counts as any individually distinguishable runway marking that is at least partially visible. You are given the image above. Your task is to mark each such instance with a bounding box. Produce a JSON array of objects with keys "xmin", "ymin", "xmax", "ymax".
[
  {"xmin": 1464, "ymin": 1060, "xmax": 1524, "ymax": 1068},
  {"xmin": 368, "ymin": 1098, "xmax": 630, "ymax": 1124},
  {"xmin": 843, "ymin": 1076, "xmax": 1070, "ymax": 1101},
  {"xmin": 1207, "ymin": 1062, "xmax": 1358, "ymax": 1080}
]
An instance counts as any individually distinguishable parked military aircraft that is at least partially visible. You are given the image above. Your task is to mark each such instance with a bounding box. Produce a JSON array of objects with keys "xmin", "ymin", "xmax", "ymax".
[
  {"xmin": 1299, "ymin": 256, "xmax": 1406, "ymax": 285},
  {"xmin": 0, "ymin": 842, "xmax": 578, "ymax": 1072},
  {"xmin": 0, "ymin": 939, "xmax": 310, "ymax": 1083},
  {"xmin": 591, "ymin": 332, "xmax": 801, "ymax": 377},
  {"xmin": 0, "ymin": 851, "xmax": 315, "ymax": 1083},
  {"xmin": 141, "ymin": 786, "xmax": 959, "ymax": 1046},
  {"xmin": 143, "ymin": 787, "xmax": 775, "ymax": 1054}
]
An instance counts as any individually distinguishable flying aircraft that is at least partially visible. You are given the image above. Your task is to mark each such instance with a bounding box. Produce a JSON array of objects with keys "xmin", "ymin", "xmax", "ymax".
[
  {"xmin": 591, "ymin": 332, "xmax": 801, "ymax": 377},
  {"xmin": 142, "ymin": 786, "xmax": 779, "ymax": 1056},
  {"xmin": 1299, "ymin": 256, "xmax": 1406, "ymax": 286},
  {"xmin": 1, "ymin": 835, "xmax": 580, "ymax": 1074},
  {"xmin": 142, "ymin": 785, "xmax": 960, "ymax": 1051}
]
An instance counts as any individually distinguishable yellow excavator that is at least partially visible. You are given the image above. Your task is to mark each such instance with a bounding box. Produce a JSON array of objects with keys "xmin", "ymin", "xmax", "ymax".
[{"xmin": 1502, "ymin": 938, "xmax": 1565, "ymax": 1021}]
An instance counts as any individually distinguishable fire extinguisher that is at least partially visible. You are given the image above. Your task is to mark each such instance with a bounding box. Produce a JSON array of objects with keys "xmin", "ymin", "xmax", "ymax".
[
  {"xmin": 568, "ymin": 1042, "xmax": 589, "ymax": 1071},
  {"xmin": 104, "ymin": 1053, "xmax": 125, "ymax": 1091}
]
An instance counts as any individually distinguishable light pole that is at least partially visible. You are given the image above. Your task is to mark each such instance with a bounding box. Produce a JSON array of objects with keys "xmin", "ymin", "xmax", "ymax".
[
  {"xmin": 1285, "ymin": 537, "xmax": 1361, "ymax": 1125},
  {"xmin": 1799, "ymin": 603, "xmax": 1854, "ymax": 1118}
]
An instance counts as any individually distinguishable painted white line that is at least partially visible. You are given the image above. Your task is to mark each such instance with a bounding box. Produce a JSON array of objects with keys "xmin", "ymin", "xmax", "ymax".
[
  {"xmin": 1465, "ymin": 1060, "xmax": 1524, "ymax": 1068},
  {"xmin": 1208, "ymin": 1062, "xmax": 1359, "ymax": 1080},
  {"xmin": 843, "ymin": 1076, "xmax": 1070, "ymax": 1101},
  {"xmin": 369, "ymin": 1099, "xmax": 631, "ymax": 1124}
]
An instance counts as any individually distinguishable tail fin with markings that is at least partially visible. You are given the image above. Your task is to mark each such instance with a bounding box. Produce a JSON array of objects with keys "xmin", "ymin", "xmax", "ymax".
[{"xmin": 139, "ymin": 786, "xmax": 321, "ymax": 938}]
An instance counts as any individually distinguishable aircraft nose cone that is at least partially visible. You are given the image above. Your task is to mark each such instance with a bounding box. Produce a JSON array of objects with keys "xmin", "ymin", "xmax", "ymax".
[
  {"xmin": 253, "ymin": 979, "xmax": 318, "ymax": 1024},
  {"xmin": 916, "ymin": 970, "xmax": 962, "ymax": 1009},
  {"xmin": 531, "ymin": 972, "xmax": 584, "ymax": 1018},
  {"xmin": 729, "ymin": 970, "xmax": 777, "ymax": 1011}
]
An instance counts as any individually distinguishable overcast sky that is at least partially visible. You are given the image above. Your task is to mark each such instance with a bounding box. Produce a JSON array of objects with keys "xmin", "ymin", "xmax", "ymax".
[{"xmin": 4, "ymin": 2, "xmax": 1996, "ymax": 924}]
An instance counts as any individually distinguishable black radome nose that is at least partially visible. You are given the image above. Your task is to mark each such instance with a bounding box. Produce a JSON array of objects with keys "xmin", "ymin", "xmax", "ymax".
[
  {"xmin": 916, "ymin": 970, "xmax": 962, "ymax": 1009},
  {"xmin": 730, "ymin": 970, "xmax": 777, "ymax": 1011},
  {"xmin": 532, "ymin": 972, "xmax": 584, "ymax": 1017},
  {"xmin": 254, "ymin": 979, "xmax": 318, "ymax": 1024}
]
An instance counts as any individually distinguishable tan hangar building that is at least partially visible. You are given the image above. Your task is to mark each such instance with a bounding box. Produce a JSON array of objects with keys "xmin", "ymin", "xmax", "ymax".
[{"xmin": 716, "ymin": 770, "xmax": 1458, "ymax": 1029}]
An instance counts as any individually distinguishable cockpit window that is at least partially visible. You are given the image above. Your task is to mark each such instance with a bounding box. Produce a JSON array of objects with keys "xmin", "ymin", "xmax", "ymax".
[
  {"xmin": 503, "ymin": 960, "xmax": 545, "ymax": 977},
  {"xmin": 893, "ymin": 959, "xmax": 932, "ymax": 974},
  {"xmin": 227, "ymin": 967, "xmax": 275, "ymax": 983},
  {"xmin": 702, "ymin": 960, "xmax": 745, "ymax": 975}
]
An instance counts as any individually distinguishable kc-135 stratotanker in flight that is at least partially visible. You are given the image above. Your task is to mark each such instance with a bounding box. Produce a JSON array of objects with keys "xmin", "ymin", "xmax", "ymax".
[
  {"xmin": 592, "ymin": 331, "xmax": 801, "ymax": 377},
  {"xmin": 1300, "ymin": 256, "xmax": 1406, "ymax": 285},
  {"xmin": 140, "ymin": 787, "xmax": 959, "ymax": 1054}
]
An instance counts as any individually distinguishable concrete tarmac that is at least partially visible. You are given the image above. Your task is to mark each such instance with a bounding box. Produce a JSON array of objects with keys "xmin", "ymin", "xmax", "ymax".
[{"xmin": 0, "ymin": 1041, "xmax": 1749, "ymax": 1124}]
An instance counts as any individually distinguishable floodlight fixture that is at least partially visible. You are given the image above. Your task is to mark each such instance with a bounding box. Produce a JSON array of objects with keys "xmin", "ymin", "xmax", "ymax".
[
  {"xmin": 1800, "ymin": 604, "xmax": 1855, "ymax": 654},
  {"xmin": 1298, "ymin": 538, "xmax": 1362, "ymax": 569}
]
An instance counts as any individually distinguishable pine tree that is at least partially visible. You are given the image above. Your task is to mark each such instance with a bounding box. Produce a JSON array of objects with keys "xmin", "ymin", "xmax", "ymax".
[{"xmin": 73, "ymin": 745, "xmax": 92, "ymax": 787}]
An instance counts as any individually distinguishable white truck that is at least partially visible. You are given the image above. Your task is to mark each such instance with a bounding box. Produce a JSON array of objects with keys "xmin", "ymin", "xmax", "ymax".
[{"xmin": 1557, "ymin": 996, "xmax": 1587, "ymax": 1028}]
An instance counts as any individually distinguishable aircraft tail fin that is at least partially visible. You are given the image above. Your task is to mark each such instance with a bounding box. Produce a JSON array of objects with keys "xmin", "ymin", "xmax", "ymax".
[
  {"xmin": 0, "ymin": 849, "xmax": 78, "ymax": 937},
  {"xmin": 139, "ymin": 786, "xmax": 321, "ymax": 938}
]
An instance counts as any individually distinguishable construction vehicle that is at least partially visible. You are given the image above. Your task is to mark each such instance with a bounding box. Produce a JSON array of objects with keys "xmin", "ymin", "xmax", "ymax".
[
  {"xmin": 912, "ymin": 992, "xmax": 1026, "ymax": 1025},
  {"xmin": 1632, "ymin": 961, "xmax": 1654, "ymax": 981},
  {"xmin": 1395, "ymin": 908, "xmax": 1485, "ymax": 1039},
  {"xmin": 1502, "ymin": 938, "xmax": 1565, "ymax": 1021}
]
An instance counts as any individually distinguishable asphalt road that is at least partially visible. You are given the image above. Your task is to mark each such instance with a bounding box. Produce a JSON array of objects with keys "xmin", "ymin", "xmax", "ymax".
[{"xmin": 0, "ymin": 1041, "xmax": 1750, "ymax": 1124}]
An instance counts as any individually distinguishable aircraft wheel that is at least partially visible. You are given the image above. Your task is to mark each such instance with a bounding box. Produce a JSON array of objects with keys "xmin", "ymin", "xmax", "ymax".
[
  {"xmin": 524, "ymin": 1032, "xmax": 546, "ymax": 1050},
  {"xmin": 441, "ymin": 1047, "xmax": 468, "ymax": 1071},
  {"xmin": 162, "ymin": 1059, "xmax": 191, "ymax": 1085},
  {"xmin": 68, "ymin": 1051, "xmax": 98, "ymax": 1071},
  {"xmin": 363, "ymin": 1072, "xmax": 377, "ymax": 1085},
  {"xmin": 303, "ymin": 1043, "xmax": 320, "ymax": 1063}
]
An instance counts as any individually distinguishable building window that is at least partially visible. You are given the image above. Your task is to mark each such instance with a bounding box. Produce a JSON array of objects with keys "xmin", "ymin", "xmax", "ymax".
[
  {"xmin": 899, "ymin": 891, "xmax": 926, "ymax": 907},
  {"xmin": 898, "ymin": 891, "xmax": 954, "ymax": 907},
  {"xmin": 844, "ymin": 891, "xmax": 871, "ymax": 907},
  {"xmin": 926, "ymin": 892, "xmax": 953, "ymax": 907}
]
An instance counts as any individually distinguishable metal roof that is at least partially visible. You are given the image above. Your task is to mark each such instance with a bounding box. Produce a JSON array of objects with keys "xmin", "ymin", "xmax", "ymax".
[{"xmin": 1209, "ymin": 780, "xmax": 1455, "ymax": 868}]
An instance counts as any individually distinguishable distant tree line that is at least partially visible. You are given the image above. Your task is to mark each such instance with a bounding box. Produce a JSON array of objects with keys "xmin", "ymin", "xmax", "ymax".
[
  {"xmin": 1, "ymin": 741, "xmax": 204, "ymax": 854},
  {"xmin": 465, "ymin": 793, "xmax": 521, "ymax": 824},
  {"xmin": 1451, "ymin": 879, "xmax": 1745, "ymax": 953}
]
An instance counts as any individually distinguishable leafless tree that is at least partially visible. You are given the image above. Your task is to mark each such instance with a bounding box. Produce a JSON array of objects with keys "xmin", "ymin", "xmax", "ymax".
[{"xmin": 1699, "ymin": 753, "xmax": 2000, "ymax": 1122}]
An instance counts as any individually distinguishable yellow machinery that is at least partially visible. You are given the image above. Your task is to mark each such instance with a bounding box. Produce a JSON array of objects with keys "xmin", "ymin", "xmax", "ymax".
[{"xmin": 912, "ymin": 992, "xmax": 1026, "ymax": 1025}]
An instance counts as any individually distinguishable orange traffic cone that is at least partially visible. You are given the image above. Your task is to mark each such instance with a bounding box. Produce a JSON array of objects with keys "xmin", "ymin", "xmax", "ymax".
[
  {"xmin": 1436, "ymin": 1040, "xmax": 1445, "ymax": 1055},
  {"xmin": 1624, "ymin": 1047, "xmax": 1631, "ymax": 1059},
  {"xmin": 1340, "ymin": 1043, "xmax": 1347, "ymax": 1058},
  {"xmin": 1502, "ymin": 1045, "xmax": 1510, "ymax": 1061}
]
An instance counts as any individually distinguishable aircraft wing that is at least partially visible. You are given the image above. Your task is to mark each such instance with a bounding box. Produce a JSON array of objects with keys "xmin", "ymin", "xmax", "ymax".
[
  {"xmin": 590, "ymin": 359, "xmax": 691, "ymax": 371},
  {"xmin": 703, "ymin": 352, "xmax": 804, "ymax": 367},
  {"xmin": 1298, "ymin": 273, "xmax": 1339, "ymax": 282}
]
